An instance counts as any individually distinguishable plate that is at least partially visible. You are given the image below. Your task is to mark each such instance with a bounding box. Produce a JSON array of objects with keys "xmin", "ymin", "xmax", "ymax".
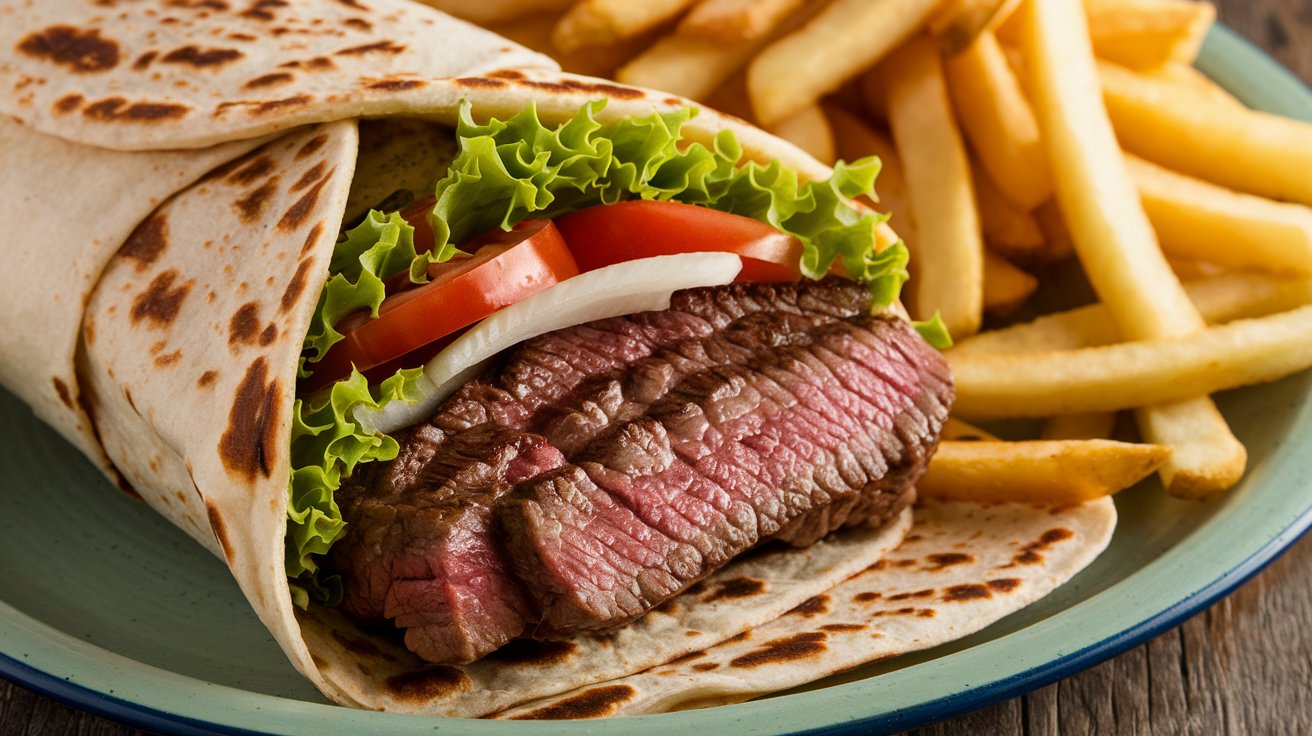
[{"xmin": 2, "ymin": 25, "xmax": 1311, "ymax": 736}]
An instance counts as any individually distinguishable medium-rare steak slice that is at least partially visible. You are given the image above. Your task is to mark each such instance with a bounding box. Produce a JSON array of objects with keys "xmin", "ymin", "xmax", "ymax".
[{"xmin": 330, "ymin": 279, "xmax": 953, "ymax": 664}]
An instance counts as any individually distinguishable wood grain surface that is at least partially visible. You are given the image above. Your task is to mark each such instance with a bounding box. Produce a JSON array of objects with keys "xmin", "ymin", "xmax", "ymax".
[{"xmin": 1, "ymin": 1, "xmax": 1308, "ymax": 734}]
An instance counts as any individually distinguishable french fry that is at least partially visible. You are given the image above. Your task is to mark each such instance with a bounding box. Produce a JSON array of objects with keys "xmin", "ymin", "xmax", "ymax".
[
  {"xmin": 1085, "ymin": 0, "xmax": 1215, "ymax": 70},
  {"xmin": 983, "ymin": 250, "xmax": 1038, "ymax": 317},
  {"xmin": 489, "ymin": 13, "xmax": 653, "ymax": 79},
  {"xmin": 945, "ymin": 32, "xmax": 1053, "ymax": 210},
  {"xmin": 677, "ymin": 0, "xmax": 805, "ymax": 44},
  {"xmin": 1025, "ymin": 0, "xmax": 1244, "ymax": 496},
  {"xmin": 918, "ymin": 439, "xmax": 1170, "ymax": 504},
  {"xmin": 941, "ymin": 417, "xmax": 1000, "ymax": 441},
  {"xmin": 1152, "ymin": 62, "xmax": 1244, "ymax": 109},
  {"xmin": 1100, "ymin": 61, "xmax": 1312, "ymax": 206},
  {"xmin": 420, "ymin": 0, "xmax": 576, "ymax": 24},
  {"xmin": 973, "ymin": 163, "xmax": 1045, "ymax": 260},
  {"xmin": 949, "ymin": 304, "xmax": 1312, "ymax": 420},
  {"xmin": 826, "ymin": 104, "xmax": 916, "ymax": 242},
  {"xmin": 747, "ymin": 0, "xmax": 942, "ymax": 126},
  {"xmin": 553, "ymin": 0, "xmax": 697, "ymax": 52},
  {"xmin": 1167, "ymin": 257, "xmax": 1227, "ymax": 282},
  {"xmin": 1129, "ymin": 155, "xmax": 1312, "ymax": 276},
  {"xmin": 766, "ymin": 105, "xmax": 836, "ymax": 164},
  {"xmin": 1031, "ymin": 199, "xmax": 1074, "ymax": 263},
  {"xmin": 1042, "ymin": 412, "xmax": 1117, "ymax": 440},
  {"xmin": 930, "ymin": 0, "xmax": 1022, "ymax": 55},
  {"xmin": 950, "ymin": 273, "xmax": 1312, "ymax": 355},
  {"xmin": 884, "ymin": 35, "xmax": 984, "ymax": 338}
]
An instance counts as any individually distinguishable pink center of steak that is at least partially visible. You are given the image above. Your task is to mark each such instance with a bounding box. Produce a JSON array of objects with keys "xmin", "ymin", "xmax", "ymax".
[{"xmin": 330, "ymin": 279, "xmax": 953, "ymax": 664}]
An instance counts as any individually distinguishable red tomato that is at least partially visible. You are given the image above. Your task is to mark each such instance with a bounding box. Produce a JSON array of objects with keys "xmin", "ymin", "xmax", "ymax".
[
  {"xmin": 553, "ymin": 200, "xmax": 803, "ymax": 282},
  {"xmin": 307, "ymin": 219, "xmax": 578, "ymax": 388}
]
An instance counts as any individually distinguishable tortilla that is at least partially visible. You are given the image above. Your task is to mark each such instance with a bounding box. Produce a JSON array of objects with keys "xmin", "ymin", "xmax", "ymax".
[{"xmin": 0, "ymin": 0, "xmax": 1116, "ymax": 718}]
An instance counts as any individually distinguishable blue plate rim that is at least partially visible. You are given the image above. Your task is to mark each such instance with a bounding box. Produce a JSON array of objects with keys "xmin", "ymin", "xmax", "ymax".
[{"xmin": 2, "ymin": 22, "xmax": 1310, "ymax": 736}]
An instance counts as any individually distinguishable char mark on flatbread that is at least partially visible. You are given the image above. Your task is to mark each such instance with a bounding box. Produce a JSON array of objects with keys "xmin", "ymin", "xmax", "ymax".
[{"xmin": 331, "ymin": 279, "xmax": 953, "ymax": 665}]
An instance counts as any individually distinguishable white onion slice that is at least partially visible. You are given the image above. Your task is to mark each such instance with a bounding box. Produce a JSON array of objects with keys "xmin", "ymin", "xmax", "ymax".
[{"xmin": 358, "ymin": 253, "xmax": 743, "ymax": 434}]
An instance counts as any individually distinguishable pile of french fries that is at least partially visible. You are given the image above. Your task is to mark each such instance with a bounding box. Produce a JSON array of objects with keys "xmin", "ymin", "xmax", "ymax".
[{"xmin": 427, "ymin": 0, "xmax": 1312, "ymax": 505}]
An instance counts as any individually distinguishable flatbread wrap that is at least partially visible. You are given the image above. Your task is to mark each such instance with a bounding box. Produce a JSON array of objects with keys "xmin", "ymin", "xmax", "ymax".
[{"xmin": 0, "ymin": 0, "xmax": 1115, "ymax": 718}]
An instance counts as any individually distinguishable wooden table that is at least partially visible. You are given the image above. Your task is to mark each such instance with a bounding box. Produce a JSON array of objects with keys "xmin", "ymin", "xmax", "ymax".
[{"xmin": 2, "ymin": 1, "xmax": 1308, "ymax": 733}]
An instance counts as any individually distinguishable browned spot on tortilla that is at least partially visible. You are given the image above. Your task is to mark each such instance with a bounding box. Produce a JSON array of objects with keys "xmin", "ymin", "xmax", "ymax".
[
  {"xmin": 664, "ymin": 97, "xmax": 682, "ymax": 106},
  {"xmin": 926, "ymin": 552, "xmax": 973, "ymax": 570},
  {"xmin": 331, "ymin": 630, "xmax": 382, "ymax": 657},
  {"xmin": 232, "ymin": 178, "xmax": 277, "ymax": 222},
  {"xmin": 84, "ymin": 317, "xmax": 96, "ymax": 346},
  {"xmin": 1009, "ymin": 528, "xmax": 1075, "ymax": 567},
  {"xmin": 888, "ymin": 589, "xmax": 935, "ymax": 601},
  {"xmin": 54, "ymin": 94, "xmax": 84, "ymax": 113},
  {"xmin": 787, "ymin": 595, "xmax": 830, "ymax": 618},
  {"xmin": 296, "ymin": 134, "xmax": 328, "ymax": 159},
  {"xmin": 259, "ymin": 324, "xmax": 277, "ymax": 345},
  {"xmin": 384, "ymin": 667, "xmax": 471, "ymax": 701},
  {"xmin": 291, "ymin": 162, "xmax": 327, "ymax": 192},
  {"xmin": 277, "ymin": 177, "xmax": 328, "ymax": 230},
  {"xmin": 133, "ymin": 50, "xmax": 158, "ymax": 70},
  {"xmin": 917, "ymin": 608, "xmax": 937, "ymax": 618},
  {"xmin": 942, "ymin": 584, "xmax": 992, "ymax": 602},
  {"xmin": 892, "ymin": 558, "xmax": 917, "ymax": 568},
  {"xmin": 243, "ymin": 72, "xmax": 293, "ymax": 89},
  {"xmin": 367, "ymin": 78, "xmax": 425, "ymax": 91},
  {"xmin": 704, "ymin": 576, "xmax": 765, "ymax": 602},
  {"xmin": 228, "ymin": 155, "xmax": 274, "ymax": 186},
  {"xmin": 334, "ymin": 0, "xmax": 368, "ymax": 9},
  {"xmin": 988, "ymin": 578, "xmax": 1022, "ymax": 593},
  {"xmin": 250, "ymin": 94, "xmax": 311, "ymax": 115},
  {"xmin": 874, "ymin": 607, "xmax": 918, "ymax": 617},
  {"xmin": 864, "ymin": 559, "xmax": 887, "ymax": 573},
  {"xmin": 650, "ymin": 598, "xmax": 680, "ymax": 616},
  {"xmin": 905, "ymin": 534, "xmax": 924, "ymax": 542},
  {"xmin": 512, "ymin": 685, "xmax": 636, "ymax": 720},
  {"xmin": 197, "ymin": 370, "xmax": 218, "ymax": 388},
  {"xmin": 667, "ymin": 649, "xmax": 706, "ymax": 665},
  {"xmin": 218, "ymin": 358, "xmax": 281, "ymax": 479},
  {"xmin": 336, "ymin": 40, "xmax": 404, "ymax": 56},
  {"xmin": 83, "ymin": 97, "xmax": 189, "ymax": 121},
  {"xmin": 280, "ymin": 259, "xmax": 315, "ymax": 312},
  {"xmin": 343, "ymin": 17, "xmax": 371, "ymax": 31},
  {"xmin": 854, "ymin": 592, "xmax": 882, "ymax": 603},
  {"xmin": 19, "ymin": 26, "xmax": 120, "ymax": 73},
  {"xmin": 155, "ymin": 350, "xmax": 182, "ymax": 367},
  {"xmin": 453, "ymin": 76, "xmax": 507, "ymax": 89},
  {"xmin": 521, "ymin": 78, "xmax": 645, "ymax": 100},
  {"xmin": 485, "ymin": 639, "xmax": 576, "ymax": 665},
  {"xmin": 725, "ymin": 629, "xmax": 752, "ymax": 644},
  {"xmin": 206, "ymin": 503, "xmax": 232, "ymax": 559},
  {"xmin": 692, "ymin": 662, "xmax": 720, "ymax": 672},
  {"xmin": 239, "ymin": 0, "xmax": 287, "ymax": 21},
  {"xmin": 729, "ymin": 631, "xmax": 827, "ymax": 669},
  {"xmin": 161, "ymin": 45, "xmax": 242, "ymax": 68},
  {"xmin": 488, "ymin": 69, "xmax": 525, "ymax": 80},
  {"xmin": 684, "ymin": 581, "xmax": 708, "ymax": 596},
  {"xmin": 228, "ymin": 302, "xmax": 260, "ymax": 345},
  {"xmin": 131, "ymin": 270, "xmax": 191, "ymax": 327},
  {"xmin": 119, "ymin": 213, "xmax": 169, "ymax": 269},
  {"xmin": 309, "ymin": 654, "xmax": 329, "ymax": 669},
  {"xmin": 685, "ymin": 630, "xmax": 700, "ymax": 636},
  {"xmin": 820, "ymin": 623, "xmax": 866, "ymax": 632},
  {"xmin": 52, "ymin": 378, "xmax": 74, "ymax": 409}
]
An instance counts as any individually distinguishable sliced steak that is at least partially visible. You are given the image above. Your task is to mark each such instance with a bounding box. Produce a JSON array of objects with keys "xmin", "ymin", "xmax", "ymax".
[{"xmin": 331, "ymin": 279, "xmax": 953, "ymax": 663}]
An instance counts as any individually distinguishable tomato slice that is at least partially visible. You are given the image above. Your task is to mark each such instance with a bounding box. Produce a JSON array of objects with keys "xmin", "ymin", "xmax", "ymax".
[
  {"xmin": 554, "ymin": 200, "xmax": 803, "ymax": 282},
  {"xmin": 307, "ymin": 219, "xmax": 578, "ymax": 388}
]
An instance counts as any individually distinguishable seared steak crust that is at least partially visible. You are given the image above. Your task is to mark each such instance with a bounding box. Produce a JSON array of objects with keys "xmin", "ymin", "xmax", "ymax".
[{"xmin": 331, "ymin": 279, "xmax": 953, "ymax": 664}]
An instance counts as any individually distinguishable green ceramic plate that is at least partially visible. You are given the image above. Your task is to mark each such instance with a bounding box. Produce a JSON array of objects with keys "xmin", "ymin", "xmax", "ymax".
[{"xmin": 2, "ymin": 25, "xmax": 1310, "ymax": 736}]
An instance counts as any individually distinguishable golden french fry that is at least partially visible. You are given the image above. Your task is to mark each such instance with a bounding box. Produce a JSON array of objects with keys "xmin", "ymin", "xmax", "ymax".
[
  {"xmin": 553, "ymin": 0, "xmax": 697, "ymax": 51},
  {"xmin": 1086, "ymin": 0, "xmax": 1215, "ymax": 70},
  {"xmin": 489, "ymin": 13, "xmax": 652, "ymax": 79},
  {"xmin": 1167, "ymin": 257, "xmax": 1228, "ymax": 282},
  {"xmin": 950, "ymin": 273, "xmax": 1312, "ymax": 355},
  {"xmin": 945, "ymin": 32, "xmax": 1053, "ymax": 210},
  {"xmin": 930, "ymin": 0, "xmax": 1022, "ymax": 55},
  {"xmin": 1129, "ymin": 155, "xmax": 1312, "ymax": 276},
  {"xmin": 940, "ymin": 417, "xmax": 1000, "ymax": 441},
  {"xmin": 884, "ymin": 35, "xmax": 984, "ymax": 338},
  {"xmin": 419, "ymin": 0, "xmax": 576, "ymax": 24},
  {"xmin": 1031, "ymin": 199, "xmax": 1074, "ymax": 263},
  {"xmin": 677, "ymin": 0, "xmax": 806, "ymax": 44},
  {"xmin": 1042, "ymin": 412, "xmax": 1117, "ymax": 440},
  {"xmin": 747, "ymin": 0, "xmax": 942, "ymax": 126},
  {"xmin": 949, "ymin": 303, "xmax": 1312, "ymax": 420},
  {"xmin": 973, "ymin": 164, "xmax": 1045, "ymax": 259},
  {"xmin": 919, "ymin": 440, "xmax": 1170, "ymax": 504},
  {"xmin": 1151, "ymin": 62, "xmax": 1244, "ymax": 109},
  {"xmin": 983, "ymin": 250, "xmax": 1038, "ymax": 317},
  {"xmin": 1101, "ymin": 61, "xmax": 1312, "ymax": 206},
  {"xmin": 767, "ymin": 105, "xmax": 836, "ymax": 164},
  {"xmin": 825, "ymin": 104, "xmax": 916, "ymax": 241},
  {"xmin": 1025, "ymin": 0, "xmax": 1244, "ymax": 496}
]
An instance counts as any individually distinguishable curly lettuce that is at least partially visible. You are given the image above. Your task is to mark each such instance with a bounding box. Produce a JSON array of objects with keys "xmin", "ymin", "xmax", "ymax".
[{"xmin": 287, "ymin": 101, "xmax": 918, "ymax": 605}]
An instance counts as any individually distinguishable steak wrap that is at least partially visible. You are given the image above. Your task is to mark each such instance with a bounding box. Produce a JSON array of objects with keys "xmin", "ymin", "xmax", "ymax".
[{"xmin": 0, "ymin": 0, "xmax": 1116, "ymax": 718}]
